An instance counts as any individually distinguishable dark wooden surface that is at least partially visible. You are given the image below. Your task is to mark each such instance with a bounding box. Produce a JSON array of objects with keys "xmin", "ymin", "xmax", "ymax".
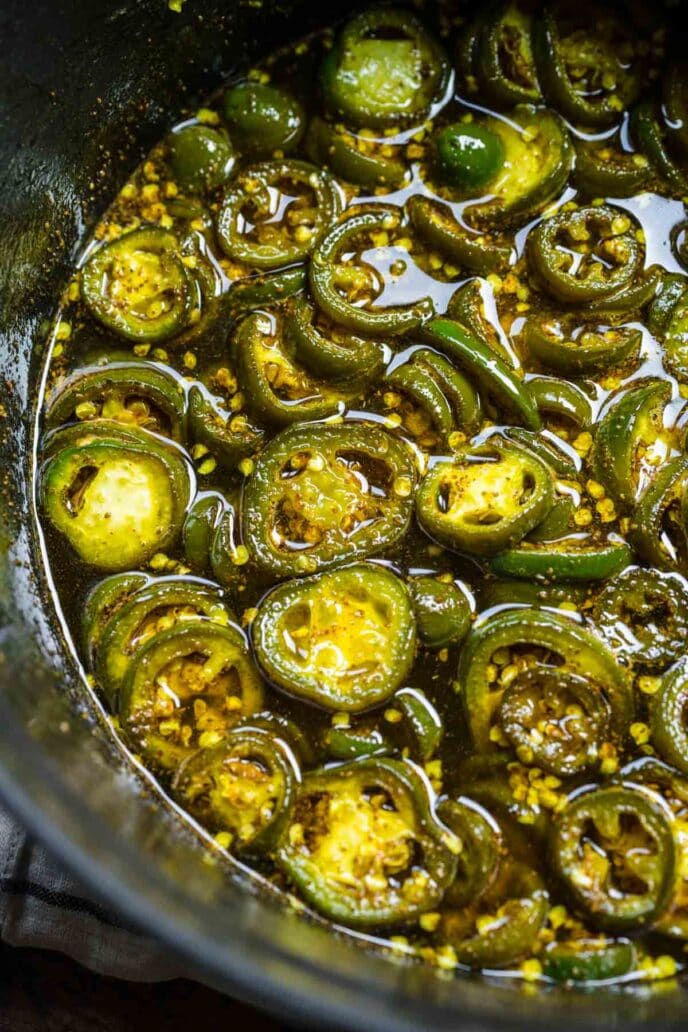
[{"xmin": 0, "ymin": 942, "xmax": 291, "ymax": 1032}]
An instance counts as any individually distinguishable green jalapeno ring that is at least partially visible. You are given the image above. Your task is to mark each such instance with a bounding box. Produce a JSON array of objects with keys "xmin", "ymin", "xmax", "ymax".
[
  {"xmin": 95, "ymin": 575, "xmax": 232, "ymax": 707},
  {"xmin": 252, "ymin": 563, "xmax": 416, "ymax": 713},
  {"xmin": 227, "ymin": 265, "xmax": 307, "ymax": 320},
  {"xmin": 477, "ymin": 1, "xmax": 541, "ymax": 108},
  {"xmin": 223, "ymin": 80, "xmax": 305, "ymax": 158},
  {"xmin": 188, "ymin": 384, "xmax": 265, "ymax": 471},
  {"xmin": 283, "ymin": 295, "xmax": 385, "ymax": 385},
  {"xmin": 119, "ymin": 619, "xmax": 264, "ymax": 773},
  {"xmin": 525, "ymin": 375, "xmax": 593, "ymax": 427},
  {"xmin": 217, "ymin": 160, "xmax": 341, "ymax": 270},
  {"xmin": 416, "ymin": 439, "xmax": 554, "ymax": 558},
  {"xmin": 651, "ymin": 658, "xmax": 688, "ymax": 776},
  {"xmin": 580, "ymin": 266, "xmax": 661, "ymax": 320},
  {"xmin": 182, "ymin": 492, "xmax": 228, "ymax": 575},
  {"xmin": 310, "ymin": 205, "xmax": 435, "ymax": 337},
  {"xmin": 408, "ymin": 575, "xmax": 472, "ymax": 649},
  {"xmin": 489, "ymin": 538, "xmax": 632, "ymax": 584},
  {"xmin": 44, "ymin": 362, "xmax": 188, "ymax": 442},
  {"xmin": 320, "ymin": 7, "xmax": 449, "ymax": 130},
  {"xmin": 436, "ymin": 796, "xmax": 502, "ymax": 909},
  {"xmin": 407, "ymin": 195, "xmax": 513, "ymax": 277},
  {"xmin": 551, "ymin": 784, "xmax": 675, "ymax": 931},
  {"xmin": 574, "ymin": 139, "xmax": 652, "ymax": 199},
  {"xmin": 173, "ymin": 723, "xmax": 299, "ymax": 855},
  {"xmin": 81, "ymin": 572, "xmax": 151, "ymax": 667},
  {"xmin": 165, "ymin": 124, "xmax": 235, "ymax": 194},
  {"xmin": 663, "ymin": 285, "xmax": 688, "ymax": 382},
  {"xmin": 457, "ymin": 606, "xmax": 633, "ymax": 753},
  {"xmin": 542, "ymin": 938, "xmax": 637, "ymax": 984},
  {"xmin": 386, "ymin": 349, "xmax": 482, "ymax": 443},
  {"xmin": 593, "ymin": 568, "xmax": 688, "ymax": 672},
  {"xmin": 81, "ymin": 227, "xmax": 195, "ymax": 343},
  {"xmin": 647, "ymin": 273, "xmax": 688, "ymax": 338},
  {"xmin": 523, "ymin": 316, "xmax": 642, "ymax": 377},
  {"xmin": 306, "ymin": 116, "xmax": 408, "ymax": 191},
  {"xmin": 276, "ymin": 757, "xmax": 459, "ymax": 928},
  {"xmin": 629, "ymin": 455, "xmax": 688, "ymax": 571},
  {"xmin": 242, "ymin": 420, "xmax": 417, "ymax": 578}
]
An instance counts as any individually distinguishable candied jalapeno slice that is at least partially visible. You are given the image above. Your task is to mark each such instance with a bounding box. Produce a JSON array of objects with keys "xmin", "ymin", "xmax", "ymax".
[
  {"xmin": 663, "ymin": 285, "xmax": 688, "ymax": 382},
  {"xmin": 306, "ymin": 116, "xmax": 408, "ymax": 191},
  {"xmin": 477, "ymin": 1, "xmax": 541, "ymax": 107},
  {"xmin": 523, "ymin": 316, "xmax": 642, "ymax": 376},
  {"xmin": 651, "ymin": 658, "xmax": 688, "ymax": 776},
  {"xmin": 276, "ymin": 757, "xmax": 459, "ymax": 928},
  {"xmin": 309, "ymin": 205, "xmax": 434, "ymax": 337},
  {"xmin": 385, "ymin": 348, "xmax": 481, "ymax": 447},
  {"xmin": 408, "ymin": 575, "xmax": 472, "ymax": 649},
  {"xmin": 525, "ymin": 494, "xmax": 575, "ymax": 543},
  {"xmin": 81, "ymin": 571, "xmax": 151, "ymax": 667},
  {"xmin": 227, "ymin": 265, "xmax": 307, "ymax": 320},
  {"xmin": 420, "ymin": 318, "xmax": 540, "ymax": 430},
  {"xmin": 664, "ymin": 63, "xmax": 688, "ymax": 161},
  {"xmin": 503, "ymin": 427, "xmax": 578, "ymax": 480},
  {"xmin": 457, "ymin": 606, "xmax": 633, "ymax": 753},
  {"xmin": 182, "ymin": 491, "xmax": 228, "ymax": 575},
  {"xmin": 173, "ymin": 722, "xmax": 299, "ymax": 854},
  {"xmin": 446, "ymin": 279, "xmax": 513, "ymax": 362},
  {"xmin": 406, "ymin": 195, "xmax": 513, "ymax": 277},
  {"xmin": 437, "ymin": 859, "xmax": 548, "ymax": 968},
  {"xmin": 593, "ymin": 568, "xmax": 688, "ymax": 672},
  {"xmin": 478, "ymin": 577, "xmax": 589, "ymax": 610},
  {"xmin": 630, "ymin": 455, "xmax": 688, "ymax": 571},
  {"xmin": 542, "ymin": 937, "xmax": 636, "ymax": 983},
  {"xmin": 532, "ymin": 3, "xmax": 641, "ymax": 128},
  {"xmin": 436, "ymin": 797, "xmax": 502, "ymax": 909},
  {"xmin": 252, "ymin": 563, "xmax": 416, "ymax": 713},
  {"xmin": 390, "ymin": 687, "xmax": 443, "ymax": 762},
  {"xmin": 234, "ymin": 311, "xmax": 359, "ymax": 427},
  {"xmin": 95, "ymin": 575, "xmax": 232, "ymax": 707},
  {"xmin": 320, "ymin": 6, "xmax": 449, "ymax": 130},
  {"xmin": 527, "ymin": 205, "xmax": 643, "ymax": 304},
  {"xmin": 40, "ymin": 427, "xmax": 192, "ymax": 572},
  {"xmin": 223, "ymin": 81, "xmax": 305, "ymax": 158},
  {"xmin": 188, "ymin": 384, "xmax": 265, "ymax": 471},
  {"xmin": 165, "ymin": 124, "xmax": 235, "ymax": 194},
  {"xmin": 647, "ymin": 273, "xmax": 688, "ymax": 338},
  {"xmin": 241, "ymin": 421, "xmax": 417, "ymax": 578},
  {"xmin": 489, "ymin": 538, "xmax": 632, "ymax": 583},
  {"xmin": 81, "ymin": 227, "xmax": 195, "ymax": 343},
  {"xmin": 119, "ymin": 620, "xmax": 263, "ymax": 772},
  {"xmin": 432, "ymin": 122, "xmax": 505, "ymax": 192},
  {"xmin": 551, "ymin": 784, "xmax": 675, "ymax": 931},
  {"xmin": 44, "ymin": 362, "xmax": 187, "ymax": 442},
  {"xmin": 325, "ymin": 722, "xmax": 393, "ymax": 762},
  {"xmin": 574, "ymin": 137, "xmax": 651, "ymax": 198},
  {"xmin": 525, "ymin": 376, "xmax": 593, "ymax": 427},
  {"xmin": 630, "ymin": 100, "xmax": 688, "ymax": 196},
  {"xmin": 498, "ymin": 667, "xmax": 612, "ymax": 775},
  {"xmin": 283, "ymin": 295, "xmax": 385, "ymax": 385},
  {"xmin": 217, "ymin": 160, "xmax": 341, "ymax": 270},
  {"xmin": 415, "ymin": 440, "xmax": 554, "ymax": 558}
]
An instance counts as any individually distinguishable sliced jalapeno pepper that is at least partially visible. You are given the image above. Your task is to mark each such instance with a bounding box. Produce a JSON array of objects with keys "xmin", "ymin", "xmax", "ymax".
[
  {"xmin": 542, "ymin": 937, "xmax": 636, "ymax": 984},
  {"xmin": 325, "ymin": 722, "xmax": 393, "ymax": 762},
  {"xmin": 182, "ymin": 491, "xmax": 227, "ymax": 575},
  {"xmin": 95, "ymin": 575, "xmax": 231, "ymax": 706},
  {"xmin": 320, "ymin": 7, "xmax": 449, "ymax": 130},
  {"xmin": 386, "ymin": 348, "xmax": 481, "ymax": 446},
  {"xmin": 652, "ymin": 658, "xmax": 688, "ymax": 776},
  {"xmin": 306, "ymin": 116, "xmax": 407, "ymax": 191},
  {"xmin": 44, "ymin": 362, "xmax": 187, "ymax": 442},
  {"xmin": 420, "ymin": 318, "xmax": 541, "ymax": 430},
  {"xmin": 446, "ymin": 279, "xmax": 513, "ymax": 363},
  {"xmin": 526, "ymin": 494, "xmax": 575, "ymax": 543},
  {"xmin": 647, "ymin": 273, "xmax": 688, "ymax": 338},
  {"xmin": 580, "ymin": 265, "xmax": 661, "ymax": 320},
  {"xmin": 630, "ymin": 456, "xmax": 688, "ymax": 571},
  {"xmin": 416, "ymin": 440, "xmax": 554, "ymax": 558},
  {"xmin": 406, "ymin": 196, "xmax": 513, "ymax": 277},
  {"xmin": 241, "ymin": 421, "xmax": 417, "ymax": 577},
  {"xmin": 81, "ymin": 227, "xmax": 195, "ymax": 343},
  {"xmin": 283, "ymin": 295, "xmax": 385, "ymax": 385},
  {"xmin": 457, "ymin": 606, "xmax": 633, "ymax": 752},
  {"xmin": 390, "ymin": 687, "xmax": 443, "ymax": 761},
  {"xmin": 527, "ymin": 205, "xmax": 643, "ymax": 304},
  {"xmin": 209, "ymin": 496, "xmax": 259, "ymax": 593},
  {"xmin": 408, "ymin": 575, "xmax": 472, "ymax": 649},
  {"xmin": 119, "ymin": 619, "xmax": 263, "ymax": 772},
  {"xmin": 166, "ymin": 124, "xmax": 235, "ymax": 194},
  {"xmin": 663, "ymin": 63, "xmax": 688, "ymax": 161},
  {"xmin": 432, "ymin": 122, "xmax": 505, "ymax": 192},
  {"xmin": 593, "ymin": 568, "xmax": 688, "ymax": 672},
  {"xmin": 276, "ymin": 757, "xmax": 459, "ymax": 928},
  {"xmin": 663, "ymin": 285, "xmax": 688, "ymax": 381},
  {"xmin": 217, "ymin": 160, "xmax": 341, "ymax": 270},
  {"xmin": 234, "ymin": 311, "xmax": 359, "ymax": 427},
  {"xmin": 81, "ymin": 571, "xmax": 151, "ymax": 667},
  {"xmin": 478, "ymin": 577, "xmax": 590, "ymax": 611},
  {"xmin": 477, "ymin": 1, "xmax": 541, "ymax": 107},
  {"xmin": 574, "ymin": 138, "xmax": 651, "ymax": 199},
  {"xmin": 309, "ymin": 205, "xmax": 434, "ymax": 337},
  {"xmin": 523, "ymin": 316, "xmax": 642, "ymax": 376},
  {"xmin": 436, "ymin": 797, "xmax": 503, "ymax": 908},
  {"xmin": 525, "ymin": 376, "xmax": 593, "ymax": 427},
  {"xmin": 227, "ymin": 265, "xmax": 307, "ymax": 319},
  {"xmin": 223, "ymin": 81, "xmax": 305, "ymax": 158},
  {"xmin": 490, "ymin": 537, "xmax": 631, "ymax": 583},
  {"xmin": 173, "ymin": 722, "xmax": 299, "ymax": 854},
  {"xmin": 533, "ymin": 5, "xmax": 641, "ymax": 128},
  {"xmin": 503, "ymin": 427, "xmax": 579, "ymax": 479},
  {"xmin": 630, "ymin": 100, "xmax": 688, "ymax": 196},
  {"xmin": 40, "ymin": 425, "xmax": 192, "ymax": 572},
  {"xmin": 188, "ymin": 384, "xmax": 265, "ymax": 471},
  {"xmin": 551, "ymin": 785, "xmax": 675, "ymax": 931},
  {"xmin": 252, "ymin": 563, "xmax": 415, "ymax": 713}
]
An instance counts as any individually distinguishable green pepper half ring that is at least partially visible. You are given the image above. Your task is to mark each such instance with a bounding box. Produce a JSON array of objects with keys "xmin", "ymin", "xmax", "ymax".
[
  {"xmin": 276, "ymin": 757, "xmax": 459, "ymax": 927},
  {"xmin": 489, "ymin": 537, "xmax": 631, "ymax": 583},
  {"xmin": 527, "ymin": 205, "xmax": 643, "ymax": 304},
  {"xmin": 253, "ymin": 563, "xmax": 416, "ymax": 713},
  {"xmin": 306, "ymin": 117, "xmax": 408, "ymax": 192},
  {"xmin": 652, "ymin": 659, "xmax": 688, "ymax": 776},
  {"xmin": 385, "ymin": 348, "xmax": 482, "ymax": 445},
  {"xmin": 574, "ymin": 138, "xmax": 651, "ymax": 199},
  {"xmin": 523, "ymin": 316, "xmax": 642, "ymax": 377},
  {"xmin": 457, "ymin": 606, "xmax": 633, "ymax": 752},
  {"xmin": 415, "ymin": 440, "xmax": 554, "ymax": 558},
  {"xmin": 182, "ymin": 491, "xmax": 228, "ymax": 575},
  {"xmin": 119, "ymin": 619, "xmax": 264, "ymax": 772},
  {"xmin": 551, "ymin": 785, "xmax": 675, "ymax": 931},
  {"xmin": 542, "ymin": 938, "xmax": 636, "ymax": 984},
  {"xmin": 241, "ymin": 420, "xmax": 417, "ymax": 577},
  {"xmin": 629, "ymin": 455, "xmax": 688, "ymax": 571},
  {"xmin": 44, "ymin": 361, "xmax": 187, "ymax": 442},
  {"xmin": 477, "ymin": 2, "xmax": 541, "ymax": 108},
  {"xmin": 647, "ymin": 273, "xmax": 688, "ymax": 338},
  {"xmin": 525, "ymin": 376, "xmax": 593, "ymax": 427},
  {"xmin": 81, "ymin": 571, "xmax": 151, "ymax": 667},
  {"xmin": 283, "ymin": 295, "xmax": 386, "ymax": 385},
  {"xmin": 663, "ymin": 284, "xmax": 688, "ymax": 382},
  {"xmin": 320, "ymin": 6, "xmax": 449, "ymax": 130},
  {"xmin": 188, "ymin": 384, "xmax": 265, "ymax": 471},
  {"xmin": 310, "ymin": 205, "xmax": 435, "ymax": 337},
  {"xmin": 81, "ymin": 227, "xmax": 196, "ymax": 343},
  {"xmin": 630, "ymin": 100, "xmax": 688, "ymax": 197},
  {"xmin": 226, "ymin": 265, "xmax": 307, "ymax": 320},
  {"xmin": 217, "ymin": 160, "xmax": 341, "ymax": 269},
  {"xmin": 436, "ymin": 796, "xmax": 502, "ymax": 909},
  {"xmin": 173, "ymin": 722, "xmax": 300, "ymax": 854},
  {"xmin": 406, "ymin": 196, "xmax": 513, "ymax": 277}
]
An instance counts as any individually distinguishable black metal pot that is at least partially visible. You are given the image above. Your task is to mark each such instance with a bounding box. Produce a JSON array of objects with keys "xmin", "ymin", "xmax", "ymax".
[{"xmin": 1, "ymin": 2, "xmax": 688, "ymax": 1027}]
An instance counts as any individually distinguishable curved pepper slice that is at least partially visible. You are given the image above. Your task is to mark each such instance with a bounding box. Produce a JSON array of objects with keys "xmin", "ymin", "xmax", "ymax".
[
  {"xmin": 630, "ymin": 455, "xmax": 688, "ymax": 571},
  {"xmin": 457, "ymin": 606, "xmax": 633, "ymax": 751},
  {"xmin": 188, "ymin": 384, "xmax": 265, "ymax": 471},
  {"xmin": 241, "ymin": 421, "xmax": 417, "ymax": 577},
  {"xmin": 416, "ymin": 440, "xmax": 554, "ymax": 557},
  {"xmin": 182, "ymin": 491, "xmax": 228, "ymax": 575},
  {"xmin": 306, "ymin": 116, "xmax": 407, "ymax": 191},
  {"xmin": 119, "ymin": 620, "xmax": 263, "ymax": 772},
  {"xmin": 525, "ymin": 376, "xmax": 593, "ymax": 427},
  {"xmin": 523, "ymin": 316, "xmax": 642, "ymax": 376},
  {"xmin": 489, "ymin": 537, "xmax": 631, "ymax": 583},
  {"xmin": 406, "ymin": 195, "xmax": 513, "ymax": 277},
  {"xmin": 309, "ymin": 205, "xmax": 435, "ymax": 336},
  {"xmin": 81, "ymin": 571, "xmax": 151, "ymax": 667},
  {"xmin": 217, "ymin": 160, "xmax": 341, "ymax": 269},
  {"xmin": 252, "ymin": 563, "xmax": 415, "ymax": 713},
  {"xmin": 408, "ymin": 575, "xmax": 472, "ymax": 649},
  {"xmin": 663, "ymin": 285, "xmax": 688, "ymax": 381},
  {"xmin": 81, "ymin": 227, "xmax": 196, "ymax": 343},
  {"xmin": 276, "ymin": 757, "xmax": 459, "ymax": 928},
  {"xmin": 227, "ymin": 265, "xmax": 307, "ymax": 320},
  {"xmin": 647, "ymin": 273, "xmax": 688, "ymax": 338},
  {"xmin": 283, "ymin": 295, "xmax": 385, "ymax": 385},
  {"xmin": 320, "ymin": 7, "xmax": 449, "ymax": 130},
  {"xmin": 477, "ymin": 2, "xmax": 541, "ymax": 107},
  {"xmin": 551, "ymin": 785, "xmax": 675, "ymax": 931},
  {"xmin": 385, "ymin": 348, "xmax": 481, "ymax": 446},
  {"xmin": 446, "ymin": 279, "xmax": 514, "ymax": 363},
  {"xmin": 44, "ymin": 362, "xmax": 187, "ymax": 442},
  {"xmin": 542, "ymin": 937, "xmax": 636, "ymax": 983},
  {"xmin": 630, "ymin": 100, "xmax": 688, "ymax": 196},
  {"xmin": 437, "ymin": 797, "xmax": 502, "ymax": 908},
  {"xmin": 652, "ymin": 658, "xmax": 688, "ymax": 776},
  {"xmin": 173, "ymin": 721, "xmax": 300, "ymax": 854},
  {"xmin": 574, "ymin": 137, "xmax": 652, "ymax": 199}
]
